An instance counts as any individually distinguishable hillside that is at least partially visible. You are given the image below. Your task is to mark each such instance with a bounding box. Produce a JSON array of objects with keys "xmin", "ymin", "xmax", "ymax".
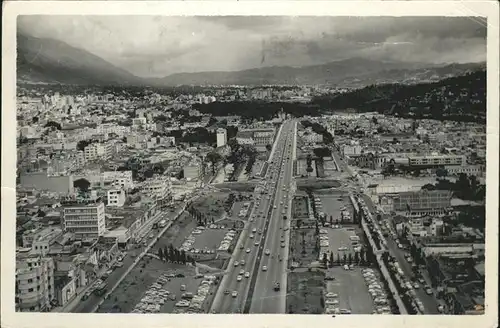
[
  {"xmin": 16, "ymin": 33, "xmax": 485, "ymax": 88},
  {"xmin": 312, "ymin": 70, "xmax": 486, "ymax": 123},
  {"xmin": 151, "ymin": 59, "xmax": 484, "ymax": 87},
  {"xmin": 17, "ymin": 33, "xmax": 141, "ymax": 86}
]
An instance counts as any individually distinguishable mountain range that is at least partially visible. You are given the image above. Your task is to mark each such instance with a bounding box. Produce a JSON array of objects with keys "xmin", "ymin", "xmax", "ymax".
[{"xmin": 17, "ymin": 33, "xmax": 486, "ymax": 87}]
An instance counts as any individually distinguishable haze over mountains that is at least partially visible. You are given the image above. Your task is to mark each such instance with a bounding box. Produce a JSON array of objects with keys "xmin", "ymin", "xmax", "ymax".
[{"xmin": 17, "ymin": 33, "xmax": 486, "ymax": 87}]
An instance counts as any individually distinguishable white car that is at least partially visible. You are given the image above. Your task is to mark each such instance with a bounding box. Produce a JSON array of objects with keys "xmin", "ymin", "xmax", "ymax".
[
  {"xmin": 262, "ymin": 266, "xmax": 268, "ymax": 271},
  {"xmin": 232, "ymin": 291, "xmax": 238, "ymax": 298},
  {"xmin": 237, "ymin": 275, "xmax": 243, "ymax": 282},
  {"xmin": 254, "ymin": 241, "xmax": 259, "ymax": 246},
  {"xmin": 246, "ymin": 248, "xmax": 251, "ymax": 253},
  {"xmin": 265, "ymin": 249, "xmax": 271, "ymax": 255},
  {"xmin": 234, "ymin": 261, "xmax": 239, "ymax": 267},
  {"xmin": 239, "ymin": 269, "xmax": 245, "ymax": 275},
  {"xmin": 249, "ymin": 234, "xmax": 254, "ymax": 239},
  {"xmin": 338, "ymin": 246, "xmax": 348, "ymax": 251},
  {"xmin": 245, "ymin": 272, "xmax": 250, "ymax": 278}
]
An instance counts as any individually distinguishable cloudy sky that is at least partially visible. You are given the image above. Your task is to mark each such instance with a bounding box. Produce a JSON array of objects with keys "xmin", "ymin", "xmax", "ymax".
[{"xmin": 17, "ymin": 16, "xmax": 487, "ymax": 78}]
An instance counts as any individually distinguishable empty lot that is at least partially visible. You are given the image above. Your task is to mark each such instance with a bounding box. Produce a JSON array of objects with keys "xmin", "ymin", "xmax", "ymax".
[{"xmin": 325, "ymin": 267, "xmax": 374, "ymax": 314}]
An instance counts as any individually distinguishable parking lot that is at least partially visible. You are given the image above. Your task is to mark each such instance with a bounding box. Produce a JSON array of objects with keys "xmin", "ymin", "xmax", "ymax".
[
  {"xmin": 97, "ymin": 258, "xmax": 202, "ymax": 313},
  {"xmin": 324, "ymin": 267, "xmax": 374, "ymax": 314},
  {"xmin": 326, "ymin": 227, "xmax": 359, "ymax": 257},
  {"xmin": 317, "ymin": 194, "xmax": 353, "ymax": 223}
]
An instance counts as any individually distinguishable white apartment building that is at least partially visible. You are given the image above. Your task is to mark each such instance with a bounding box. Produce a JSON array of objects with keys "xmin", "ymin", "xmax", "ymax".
[
  {"xmin": 84, "ymin": 143, "xmax": 113, "ymax": 162},
  {"xmin": 141, "ymin": 178, "xmax": 171, "ymax": 201},
  {"xmin": 303, "ymin": 132, "xmax": 323, "ymax": 144},
  {"xmin": 102, "ymin": 170, "xmax": 134, "ymax": 190},
  {"xmin": 132, "ymin": 117, "xmax": 147, "ymax": 128},
  {"xmin": 343, "ymin": 145, "xmax": 363, "ymax": 157},
  {"xmin": 63, "ymin": 201, "xmax": 106, "ymax": 240},
  {"xmin": 216, "ymin": 128, "xmax": 227, "ymax": 148},
  {"xmin": 445, "ymin": 165, "xmax": 485, "ymax": 177},
  {"xmin": 16, "ymin": 255, "xmax": 55, "ymax": 312},
  {"xmin": 407, "ymin": 154, "xmax": 467, "ymax": 167},
  {"xmin": 107, "ymin": 189, "xmax": 126, "ymax": 207}
]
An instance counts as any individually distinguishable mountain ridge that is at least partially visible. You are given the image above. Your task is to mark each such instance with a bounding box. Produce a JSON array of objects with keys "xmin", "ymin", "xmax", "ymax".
[{"xmin": 17, "ymin": 33, "xmax": 486, "ymax": 87}]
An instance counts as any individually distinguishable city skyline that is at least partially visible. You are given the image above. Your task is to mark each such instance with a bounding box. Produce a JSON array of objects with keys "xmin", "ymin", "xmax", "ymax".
[{"xmin": 18, "ymin": 16, "xmax": 487, "ymax": 77}]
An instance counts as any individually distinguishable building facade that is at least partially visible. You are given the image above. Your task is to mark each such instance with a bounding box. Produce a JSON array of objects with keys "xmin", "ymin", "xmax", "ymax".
[
  {"xmin": 62, "ymin": 201, "xmax": 106, "ymax": 240},
  {"xmin": 216, "ymin": 128, "xmax": 227, "ymax": 148},
  {"xmin": 16, "ymin": 255, "xmax": 55, "ymax": 312}
]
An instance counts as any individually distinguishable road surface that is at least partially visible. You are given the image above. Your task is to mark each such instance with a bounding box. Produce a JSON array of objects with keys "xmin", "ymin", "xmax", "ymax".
[
  {"xmin": 210, "ymin": 120, "xmax": 295, "ymax": 314},
  {"xmin": 249, "ymin": 120, "xmax": 296, "ymax": 314}
]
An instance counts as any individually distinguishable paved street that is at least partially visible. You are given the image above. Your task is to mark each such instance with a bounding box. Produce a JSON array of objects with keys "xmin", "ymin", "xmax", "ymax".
[{"xmin": 210, "ymin": 120, "xmax": 296, "ymax": 314}]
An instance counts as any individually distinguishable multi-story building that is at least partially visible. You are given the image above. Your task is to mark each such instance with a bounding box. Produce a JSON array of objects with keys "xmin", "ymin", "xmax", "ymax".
[
  {"xmin": 216, "ymin": 128, "xmax": 227, "ymax": 148},
  {"xmin": 102, "ymin": 171, "xmax": 134, "ymax": 190},
  {"xmin": 84, "ymin": 143, "xmax": 113, "ymax": 162},
  {"xmin": 140, "ymin": 178, "xmax": 172, "ymax": 208},
  {"xmin": 62, "ymin": 200, "xmax": 106, "ymax": 241},
  {"xmin": 392, "ymin": 190, "xmax": 452, "ymax": 217},
  {"xmin": 445, "ymin": 164, "xmax": 485, "ymax": 177},
  {"xmin": 252, "ymin": 130, "xmax": 274, "ymax": 146},
  {"xmin": 407, "ymin": 154, "xmax": 467, "ymax": 167},
  {"xmin": 107, "ymin": 189, "xmax": 126, "ymax": 207},
  {"xmin": 132, "ymin": 117, "xmax": 147, "ymax": 128},
  {"xmin": 15, "ymin": 254, "xmax": 55, "ymax": 312},
  {"xmin": 302, "ymin": 132, "xmax": 323, "ymax": 144},
  {"xmin": 343, "ymin": 145, "xmax": 363, "ymax": 157}
]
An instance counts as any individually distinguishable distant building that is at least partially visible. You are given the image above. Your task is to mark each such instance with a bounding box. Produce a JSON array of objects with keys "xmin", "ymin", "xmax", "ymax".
[
  {"xmin": 392, "ymin": 189, "xmax": 452, "ymax": 217},
  {"xmin": 407, "ymin": 154, "xmax": 466, "ymax": 167},
  {"xmin": 216, "ymin": 128, "xmax": 227, "ymax": 148},
  {"xmin": 15, "ymin": 255, "xmax": 55, "ymax": 312},
  {"xmin": 84, "ymin": 142, "xmax": 113, "ymax": 162},
  {"xmin": 62, "ymin": 201, "xmax": 106, "ymax": 240}
]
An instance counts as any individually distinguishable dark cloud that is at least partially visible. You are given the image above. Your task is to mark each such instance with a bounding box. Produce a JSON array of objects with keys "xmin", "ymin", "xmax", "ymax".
[{"xmin": 17, "ymin": 16, "xmax": 487, "ymax": 77}]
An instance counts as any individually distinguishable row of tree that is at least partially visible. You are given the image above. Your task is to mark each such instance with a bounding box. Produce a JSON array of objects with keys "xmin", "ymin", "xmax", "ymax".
[
  {"xmin": 158, "ymin": 244, "xmax": 196, "ymax": 265},
  {"xmin": 321, "ymin": 249, "xmax": 373, "ymax": 268}
]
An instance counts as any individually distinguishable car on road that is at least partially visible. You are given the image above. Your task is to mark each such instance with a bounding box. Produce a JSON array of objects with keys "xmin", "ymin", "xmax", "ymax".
[
  {"xmin": 281, "ymin": 242, "xmax": 285, "ymax": 248},
  {"xmin": 252, "ymin": 228, "xmax": 257, "ymax": 233},
  {"xmin": 240, "ymin": 244, "xmax": 244, "ymax": 249},
  {"xmin": 234, "ymin": 261, "xmax": 239, "ymax": 267},
  {"xmin": 239, "ymin": 269, "xmax": 245, "ymax": 275},
  {"xmin": 246, "ymin": 248, "xmax": 251, "ymax": 253},
  {"xmin": 245, "ymin": 272, "xmax": 250, "ymax": 278},
  {"xmin": 339, "ymin": 309, "xmax": 352, "ymax": 314},
  {"xmin": 265, "ymin": 249, "xmax": 271, "ymax": 255},
  {"xmin": 413, "ymin": 282, "xmax": 420, "ymax": 289},
  {"xmin": 426, "ymin": 288, "xmax": 433, "ymax": 295},
  {"xmin": 274, "ymin": 282, "xmax": 280, "ymax": 291},
  {"xmin": 240, "ymin": 260, "xmax": 245, "ymax": 266},
  {"xmin": 237, "ymin": 275, "xmax": 243, "ymax": 282},
  {"xmin": 249, "ymin": 234, "xmax": 254, "ymax": 239},
  {"xmin": 262, "ymin": 266, "xmax": 268, "ymax": 271},
  {"xmin": 254, "ymin": 241, "xmax": 259, "ymax": 246},
  {"xmin": 232, "ymin": 291, "xmax": 238, "ymax": 298},
  {"xmin": 258, "ymin": 229, "xmax": 262, "ymax": 234},
  {"xmin": 273, "ymin": 205, "xmax": 277, "ymax": 209},
  {"xmin": 224, "ymin": 290, "xmax": 230, "ymax": 295}
]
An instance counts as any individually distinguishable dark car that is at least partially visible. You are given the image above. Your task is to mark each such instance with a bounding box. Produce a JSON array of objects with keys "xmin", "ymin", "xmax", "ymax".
[
  {"xmin": 274, "ymin": 282, "xmax": 280, "ymax": 291},
  {"xmin": 175, "ymin": 273, "xmax": 185, "ymax": 278}
]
